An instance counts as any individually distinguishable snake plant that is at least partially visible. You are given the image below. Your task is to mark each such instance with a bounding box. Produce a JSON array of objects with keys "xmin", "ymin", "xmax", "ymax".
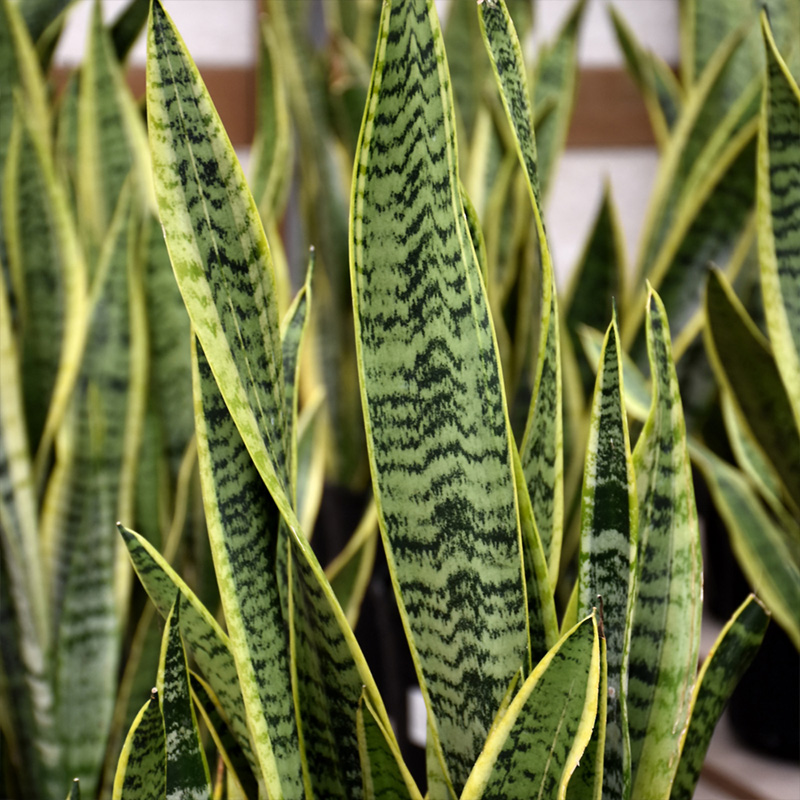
[{"xmin": 102, "ymin": 1, "xmax": 771, "ymax": 798}]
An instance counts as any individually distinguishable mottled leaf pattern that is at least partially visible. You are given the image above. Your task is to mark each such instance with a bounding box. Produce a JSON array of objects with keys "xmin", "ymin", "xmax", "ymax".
[
  {"xmin": 461, "ymin": 614, "xmax": 599, "ymax": 800},
  {"xmin": 351, "ymin": 0, "xmax": 527, "ymax": 790},
  {"xmin": 577, "ymin": 317, "xmax": 637, "ymax": 800},
  {"xmin": 356, "ymin": 694, "xmax": 421, "ymax": 800},
  {"xmin": 758, "ymin": 15, "xmax": 800, "ymax": 432},
  {"xmin": 193, "ymin": 341, "xmax": 302, "ymax": 799},
  {"xmin": 157, "ymin": 597, "xmax": 212, "ymax": 799},
  {"xmin": 670, "ymin": 595, "xmax": 769, "ymax": 800},
  {"xmin": 627, "ymin": 289, "xmax": 702, "ymax": 799},
  {"xmin": 112, "ymin": 689, "xmax": 166, "ymax": 800},
  {"xmin": 119, "ymin": 525, "xmax": 258, "ymax": 778},
  {"xmin": 480, "ymin": 0, "xmax": 564, "ymax": 588}
]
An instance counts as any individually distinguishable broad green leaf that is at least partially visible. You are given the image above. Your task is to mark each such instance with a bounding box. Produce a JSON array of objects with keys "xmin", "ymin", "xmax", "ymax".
[
  {"xmin": 704, "ymin": 268, "xmax": 800, "ymax": 509},
  {"xmin": 627, "ymin": 289, "xmax": 702, "ymax": 799},
  {"xmin": 77, "ymin": 0, "xmax": 149, "ymax": 269},
  {"xmin": 691, "ymin": 443, "xmax": 800, "ymax": 650},
  {"xmin": 351, "ymin": 0, "xmax": 528, "ymax": 791},
  {"xmin": 531, "ymin": 0, "xmax": 587, "ymax": 197},
  {"xmin": 609, "ymin": 6, "xmax": 682, "ymax": 147},
  {"xmin": 461, "ymin": 614, "xmax": 600, "ymax": 800},
  {"xmin": 112, "ymin": 689, "xmax": 166, "ymax": 800},
  {"xmin": 16, "ymin": 0, "xmax": 74, "ymax": 42},
  {"xmin": 564, "ymin": 185, "xmax": 626, "ymax": 394},
  {"xmin": 670, "ymin": 594, "xmax": 770, "ymax": 800},
  {"xmin": 192, "ymin": 340, "xmax": 303, "ymax": 799},
  {"xmin": 3, "ymin": 98, "xmax": 88, "ymax": 466},
  {"xmin": 147, "ymin": 0, "xmax": 291, "ymax": 511},
  {"xmin": 49, "ymin": 186, "xmax": 143, "ymax": 797},
  {"xmin": 157, "ymin": 597, "xmax": 212, "ymax": 799},
  {"xmin": 356, "ymin": 694, "xmax": 421, "ymax": 800},
  {"xmin": 118, "ymin": 525, "xmax": 258, "ymax": 779},
  {"xmin": 577, "ymin": 316, "xmax": 637, "ymax": 800},
  {"xmin": 480, "ymin": 0, "xmax": 564, "ymax": 589},
  {"xmin": 758, "ymin": 15, "xmax": 800, "ymax": 433},
  {"xmin": 148, "ymin": 11, "xmax": 393, "ymax": 798}
]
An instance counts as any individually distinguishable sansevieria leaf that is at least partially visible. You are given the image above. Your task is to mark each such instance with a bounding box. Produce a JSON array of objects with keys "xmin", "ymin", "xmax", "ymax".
[
  {"xmin": 157, "ymin": 596, "xmax": 212, "ymax": 800},
  {"xmin": 758, "ymin": 13, "xmax": 800, "ymax": 433},
  {"xmin": 461, "ymin": 614, "xmax": 600, "ymax": 800},
  {"xmin": 351, "ymin": 0, "xmax": 527, "ymax": 791},
  {"xmin": 480, "ymin": 0, "xmax": 564, "ymax": 590},
  {"xmin": 628, "ymin": 288, "xmax": 702, "ymax": 799},
  {"xmin": 670, "ymin": 594, "xmax": 769, "ymax": 800},
  {"xmin": 356, "ymin": 693, "xmax": 421, "ymax": 800},
  {"xmin": 577, "ymin": 314, "xmax": 637, "ymax": 800},
  {"xmin": 193, "ymin": 340, "xmax": 302, "ymax": 799},
  {"xmin": 119, "ymin": 525, "xmax": 257, "ymax": 777},
  {"xmin": 112, "ymin": 688, "xmax": 166, "ymax": 800}
]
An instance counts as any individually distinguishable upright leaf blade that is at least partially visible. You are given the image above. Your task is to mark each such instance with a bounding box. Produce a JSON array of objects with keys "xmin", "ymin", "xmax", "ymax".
[
  {"xmin": 351, "ymin": 0, "xmax": 528, "ymax": 790},
  {"xmin": 112, "ymin": 689, "xmax": 166, "ymax": 800},
  {"xmin": 193, "ymin": 340, "xmax": 303, "ymax": 800},
  {"xmin": 758, "ymin": 14, "xmax": 800, "ymax": 432},
  {"xmin": 461, "ymin": 615, "xmax": 600, "ymax": 800},
  {"xmin": 627, "ymin": 289, "xmax": 702, "ymax": 799},
  {"xmin": 157, "ymin": 597, "xmax": 212, "ymax": 800},
  {"xmin": 479, "ymin": 0, "xmax": 564, "ymax": 588},
  {"xmin": 670, "ymin": 595, "xmax": 770, "ymax": 800},
  {"xmin": 577, "ymin": 316, "xmax": 637, "ymax": 800}
]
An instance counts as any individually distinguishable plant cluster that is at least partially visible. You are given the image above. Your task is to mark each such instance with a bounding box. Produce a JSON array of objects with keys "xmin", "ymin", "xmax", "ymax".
[{"xmin": 0, "ymin": 0, "xmax": 798, "ymax": 798}]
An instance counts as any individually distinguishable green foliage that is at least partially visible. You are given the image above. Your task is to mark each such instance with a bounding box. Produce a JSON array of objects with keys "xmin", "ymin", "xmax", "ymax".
[{"xmin": 2, "ymin": 0, "xmax": 796, "ymax": 798}]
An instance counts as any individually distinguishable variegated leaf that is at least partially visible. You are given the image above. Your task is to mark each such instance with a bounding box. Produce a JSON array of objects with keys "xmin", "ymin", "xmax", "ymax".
[
  {"xmin": 577, "ymin": 316, "xmax": 637, "ymax": 800},
  {"xmin": 112, "ymin": 689, "xmax": 166, "ymax": 800},
  {"xmin": 157, "ymin": 596, "xmax": 212, "ymax": 799},
  {"xmin": 758, "ymin": 14, "xmax": 800, "ymax": 433},
  {"xmin": 461, "ymin": 614, "xmax": 600, "ymax": 800},
  {"xmin": 627, "ymin": 289, "xmax": 702, "ymax": 799},
  {"xmin": 670, "ymin": 594, "xmax": 770, "ymax": 800},
  {"xmin": 351, "ymin": 0, "xmax": 528, "ymax": 790}
]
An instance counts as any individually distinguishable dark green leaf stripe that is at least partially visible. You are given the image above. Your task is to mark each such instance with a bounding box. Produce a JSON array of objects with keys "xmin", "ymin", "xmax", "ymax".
[
  {"xmin": 147, "ymin": 0, "xmax": 291, "ymax": 501},
  {"xmin": 193, "ymin": 340, "xmax": 303, "ymax": 799},
  {"xmin": 670, "ymin": 595, "xmax": 769, "ymax": 800},
  {"xmin": 461, "ymin": 615, "xmax": 599, "ymax": 800},
  {"xmin": 351, "ymin": 0, "xmax": 527, "ymax": 790},
  {"xmin": 112, "ymin": 689, "xmax": 166, "ymax": 800},
  {"xmin": 479, "ymin": 0, "xmax": 564, "ymax": 588},
  {"xmin": 758, "ymin": 15, "xmax": 800, "ymax": 430},
  {"xmin": 157, "ymin": 598, "xmax": 212, "ymax": 799},
  {"xmin": 577, "ymin": 317, "xmax": 637, "ymax": 800},
  {"xmin": 691, "ymin": 443, "xmax": 800, "ymax": 650},
  {"xmin": 704, "ymin": 269, "xmax": 800, "ymax": 506},
  {"xmin": 357, "ymin": 694, "xmax": 421, "ymax": 800},
  {"xmin": 118, "ymin": 525, "xmax": 258, "ymax": 778},
  {"xmin": 628, "ymin": 289, "xmax": 702, "ymax": 799}
]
